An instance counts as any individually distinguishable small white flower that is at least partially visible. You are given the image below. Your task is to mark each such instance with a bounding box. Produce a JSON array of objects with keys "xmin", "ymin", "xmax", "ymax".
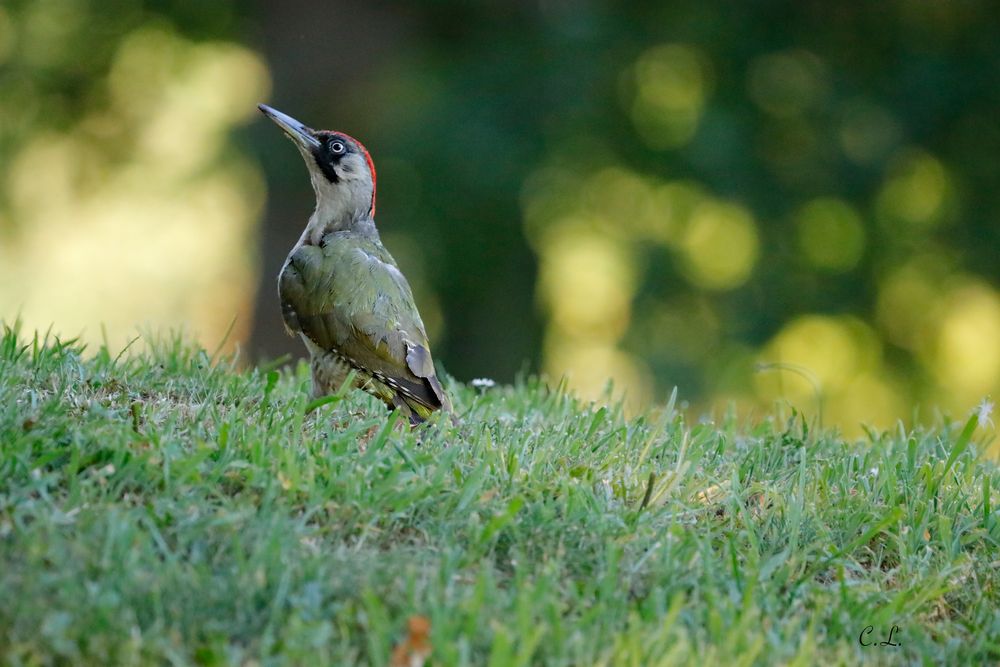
[
  {"xmin": 599, "ymin": 478, "xmax": 614, "ymax": 503},
  {"xmin": 471, "ymin": 377, "xmax": 496, "ymax": 389},
  {"xmin": 974, "ymin": 397, "xmax": 995, "ymax": 428},
  {"xmin": 869, "ymin": 467, "xmax": 879, "ymax": 477}
]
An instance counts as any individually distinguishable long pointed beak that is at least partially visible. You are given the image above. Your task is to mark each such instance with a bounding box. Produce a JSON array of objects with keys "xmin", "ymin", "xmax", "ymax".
[{"xmin": 258, "ymin": 104, "xmax": 321, "ymax": 150}]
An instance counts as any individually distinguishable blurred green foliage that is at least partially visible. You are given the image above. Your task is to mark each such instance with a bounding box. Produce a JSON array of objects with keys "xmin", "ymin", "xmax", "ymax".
[{"xmin": 2, "ymin": 0, "xmax": 1000, "ymax": 431}]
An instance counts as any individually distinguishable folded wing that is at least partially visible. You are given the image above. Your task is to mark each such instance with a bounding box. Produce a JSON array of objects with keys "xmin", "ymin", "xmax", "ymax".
[{"xmin": 279, "ymin": 232, "xmax": 450, "ymax": 416}]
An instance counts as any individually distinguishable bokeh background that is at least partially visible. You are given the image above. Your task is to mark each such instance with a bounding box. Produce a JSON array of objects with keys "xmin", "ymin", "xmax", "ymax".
[{"xmin": 2, "ymin": 0, "xmax": 999, "ymax": 436}]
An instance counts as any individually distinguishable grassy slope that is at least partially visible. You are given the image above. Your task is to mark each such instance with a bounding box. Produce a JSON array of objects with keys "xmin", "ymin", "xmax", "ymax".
[{"xmin": 1, "ymin": 327, "xmax": 999, "ymax": 666}]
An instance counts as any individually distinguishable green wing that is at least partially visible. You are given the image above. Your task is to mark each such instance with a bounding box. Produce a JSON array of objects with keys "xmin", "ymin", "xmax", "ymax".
[{"xmin": 279, "ymin": 231, "xmax": 449, "ymax": 413}]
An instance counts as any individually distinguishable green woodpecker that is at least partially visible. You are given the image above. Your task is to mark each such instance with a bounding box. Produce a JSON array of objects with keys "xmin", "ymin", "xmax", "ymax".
[{"xmin": 259, "ymin": 104, "xmax": 451, "ymax": 425}]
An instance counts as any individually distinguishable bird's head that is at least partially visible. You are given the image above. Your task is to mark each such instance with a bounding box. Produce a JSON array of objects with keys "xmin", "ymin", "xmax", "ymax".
[{"xmin": 259, "ymin": 104, "xmax": 376, "ymax": 232}]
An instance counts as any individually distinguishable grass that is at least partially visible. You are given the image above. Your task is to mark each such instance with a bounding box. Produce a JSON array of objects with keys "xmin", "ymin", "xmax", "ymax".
[{"xmin": 1, "ymin": 323, "xmax": 999, "ymax": 666}]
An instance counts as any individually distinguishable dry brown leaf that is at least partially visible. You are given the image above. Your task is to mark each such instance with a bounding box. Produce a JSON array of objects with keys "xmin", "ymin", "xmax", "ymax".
[
  {"xmin": 694, "ymin": 480, "xmax": 730, "ymax": 505},
  {"xmin": 390, "ymin": 615, "xmax": 431, "ymax": 667}
]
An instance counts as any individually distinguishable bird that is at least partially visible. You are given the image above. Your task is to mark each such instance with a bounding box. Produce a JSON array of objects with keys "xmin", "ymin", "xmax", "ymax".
[{"xmin": 258, "ymin": 103, "xmax": 452, "ymax": 426}]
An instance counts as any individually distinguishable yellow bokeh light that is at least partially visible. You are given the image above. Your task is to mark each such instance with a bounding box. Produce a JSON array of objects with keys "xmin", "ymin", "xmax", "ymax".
[
  {"xmin": 875, "ymin": 256, "xmax": 950, "ymax": 350},
  {"xmin": 574, "ymin": 168, "xmax": 708, "ymax": 245},
  {"xmin": 876, "ymin": 149, "xmax": 952, "ymax": 228},
  {"xmin": 543, "ymin": 336, "xmax": 652, "ymax": 413},
  {"xmin": 0, "ymin": 25, "xmax": 271, "ymax": 354},
  {"xmin": 629, "ymin": 43, "xmax": 711, "ymax": 149},
  {"xmin": 581, "ymin": 167, "xmax": 657, "ymax": 240},
  {"xmin": 825, "ymin": 372, "xmax": 905, "ymax": 436},
  {"xmin": 108, "ymin": 28, "xmax": 270, "ymax": 178},
  {"xmin": 678, "ymin": 201, "xmax": 759, "ymax": 290},
  {"xmin": 755, "ymin": 315, "xmax": 900, "ymax": 435},
  {"xmin": 110, "ymin": 27, "xmax": 189, "ymax": 118},
  {"xmin": 795, "ymin": 197, "xmax": 866, "ymax": 271},
  {"xmin": 649, "ymin": 181, "xmax": 706, "ymax": 245},
  {"xmin": 747, "ymin": 50, "xmax": 828, "ymax": 118},
  {"xmin": 930, "ymin": 282, "xmax": 1000, "ymax": 403},
  {"xmin": 7, "ymin": 133, "xmax": 85, "ymax": 221},
  {"xmin": 757, "ymin": 315, "xmax": 879, "ymax": 396},
  {"xmin": 537, "ymin": 224, "xmax": 636, "ymax": 341}
]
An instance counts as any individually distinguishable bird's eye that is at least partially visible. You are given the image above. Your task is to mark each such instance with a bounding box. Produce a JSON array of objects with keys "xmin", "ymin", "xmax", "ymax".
[{"xmin": 330, "ymin": 140, "xmax": 346, "ymax": 154}]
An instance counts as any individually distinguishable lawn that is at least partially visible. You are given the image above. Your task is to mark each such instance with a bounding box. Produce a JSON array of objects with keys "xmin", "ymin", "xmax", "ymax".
[{"xmin": 1, "ymin": 324, "xmax": 998, "ymax": 665}]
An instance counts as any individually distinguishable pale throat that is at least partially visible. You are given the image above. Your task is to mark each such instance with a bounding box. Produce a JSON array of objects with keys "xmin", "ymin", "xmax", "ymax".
[{"xmin": 301, "ymin": 167, "xmax": 375, "ymax": 245}]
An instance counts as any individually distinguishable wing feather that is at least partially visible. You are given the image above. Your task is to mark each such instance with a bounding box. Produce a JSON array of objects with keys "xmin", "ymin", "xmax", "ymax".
[{"xmin": 279, "ymin": 232, "xmax": 447, "ymax": 412}]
